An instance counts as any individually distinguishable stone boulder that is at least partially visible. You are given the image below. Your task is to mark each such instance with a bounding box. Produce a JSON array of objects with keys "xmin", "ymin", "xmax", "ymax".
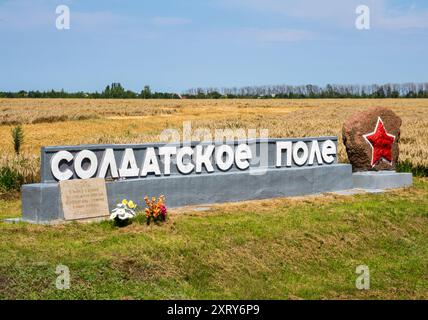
[{"xmin": 342, "ymin": 107, "xmax": 402, "ymax": 172}]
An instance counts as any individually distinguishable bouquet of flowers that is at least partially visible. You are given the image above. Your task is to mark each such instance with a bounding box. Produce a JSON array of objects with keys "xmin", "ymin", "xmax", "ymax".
[
  {"xmin": 110, "ymin": 199, "xmax": 137, "ymax": 224},
  {"xmin": 144, "ymin": 195, "xmax": 167, "ymax": 225}
]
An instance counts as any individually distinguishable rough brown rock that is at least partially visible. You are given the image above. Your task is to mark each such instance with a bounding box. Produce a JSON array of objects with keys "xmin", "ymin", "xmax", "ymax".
[{"xmin": 342, "ymin": 106, "xmax": 402, "ymax": 172}]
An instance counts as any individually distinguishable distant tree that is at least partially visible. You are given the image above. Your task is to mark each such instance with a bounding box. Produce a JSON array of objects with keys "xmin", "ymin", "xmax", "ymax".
[
  {"xmin": 103, "ymin": 85, "xmax": 111, "ymax": 98},
  {"xmin": 207, "ymin": 91, "xmax": 222, "ymax": 99},
  {"xmin": 141, "ymin": 85, "xmax": 152, "ymax": 99},
  {"xmin": 374, "ymin": 87, "xmax": 386, "ymax": 98}
]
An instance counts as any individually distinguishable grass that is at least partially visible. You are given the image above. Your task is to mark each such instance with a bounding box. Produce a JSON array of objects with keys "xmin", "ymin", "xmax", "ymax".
[
  {"xmin": 397, "ymin": 160, "xmax": 428, "ymax": 177},
  {"xmin": 0, "ymin": 179, "xmax": 426, "ymax": 300}
]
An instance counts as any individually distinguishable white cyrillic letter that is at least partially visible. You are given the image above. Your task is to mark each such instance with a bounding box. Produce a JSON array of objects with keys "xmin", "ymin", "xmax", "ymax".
[
  {"xmin": 74, "ymin": 150, "xmax": 98, "ymax": 179},
  {"xmin": 98, "ymin": 149, "xmax": 119, "ymax": 178},
  {"xmin": 51, "ymin": 150, "xmax": 74, "ymax": 181},
  {"xmin": 292, "ymin": 141, "xmax": 309, "ymax": 166},
  {"xmin": 158, "ymin": 146, "xmax": 177, "ymax": 176},
  {"xmin": 215, "ymin": 145, "xmax": 234, "ymax": 171},
  {"xmin": 235, "ymin": 144, "xmax": 252, "ymax": 170},
  {"xmin": 322, "ymin": 140, "xmax": 336, "ymax": 164},
  {"xmin": 308, "ymin": 140, "xmax": 323, "ymax": 165},
  {"xmin": 119, "ymin": 148, "xmax": 139, "ymax": 178},
  {"xmin": 195, "ymin": 145, "xmax": 215, "ymax": 173},
  {"xmin": 141, "ymin": 147, "xmax": 161, "ymax": 177},
  {"xmin": 177, "ymin": 147, "xmax": 194, "ymax": 174},
  {"xmin": 276, "ymin": 141, "xmax": 292, "ymax": 167}
]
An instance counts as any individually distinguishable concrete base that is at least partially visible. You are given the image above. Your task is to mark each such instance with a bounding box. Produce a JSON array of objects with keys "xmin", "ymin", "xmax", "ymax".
[
  {"xmin": 22, "ymin": 164, "xmax": 353, "ymax": 223},
  {"xmin": 352, "ymin": 171, "xmax": 413, "ymax": 190}
]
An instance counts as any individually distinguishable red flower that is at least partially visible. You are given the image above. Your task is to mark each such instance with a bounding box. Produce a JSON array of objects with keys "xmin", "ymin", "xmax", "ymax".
[{"xmin": 160, "ymin": 204, "xmax": 167, "ymax": 216}]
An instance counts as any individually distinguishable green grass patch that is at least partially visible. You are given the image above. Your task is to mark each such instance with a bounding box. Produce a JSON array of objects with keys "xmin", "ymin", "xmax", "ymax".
[
  {"xmin": 397, "ymin": 160, "xmax": 428, "ymax": 177},
  {"xmin": 0, "ymin": 179, "xmax": 427, "ymax": 299}
]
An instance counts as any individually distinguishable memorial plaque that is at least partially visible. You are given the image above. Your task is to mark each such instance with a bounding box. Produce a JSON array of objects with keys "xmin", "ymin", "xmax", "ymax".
[{"xmin": 60, "ymin": 178, "xmax": 109, "ymax": 221}]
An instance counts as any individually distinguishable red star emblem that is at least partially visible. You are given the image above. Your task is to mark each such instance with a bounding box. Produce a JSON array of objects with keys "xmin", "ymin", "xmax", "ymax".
[{"xmin": 363, "ymin": 117, "xmax": 395, "ymax": 167}]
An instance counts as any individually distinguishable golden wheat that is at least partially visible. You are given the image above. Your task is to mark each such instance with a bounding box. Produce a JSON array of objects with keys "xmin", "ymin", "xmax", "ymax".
[
  {"xmin": 0, "ymin": 99, "xmax": 427, "ymax": 173},
  {"xmin": 0, "ymin": 153, "xmax": 39, "ymax": 184}
]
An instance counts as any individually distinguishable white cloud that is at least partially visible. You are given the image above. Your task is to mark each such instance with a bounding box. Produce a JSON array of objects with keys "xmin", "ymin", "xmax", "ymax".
[
  {"xmin": 0, "ymin": 1, "xmax": 126, "ymax": 31},
  {"xmin": 72, "ymin": 11, "xmax": 129, "ymax": 29},
  {"xmin": 219, "ymin": 0, "xmax": 367, "ymax": 25},
  {"xmin": 151, "ymin": 16, "xmax": 192, "ymax": 26},
  {"xmin": 376, "ymin": 7, "xmax": 428, "ymax": 30},
  {"xmin": 242, "ymin": 28, "xmax": 315, "ymax": 42},
  {"xmin": 70, "ymin": 12, "xmax": 158, "ymax": 39},
  {"xmin": 0, "ymin": 0, "xmax": 51, "ymax": 29},
  {"xmin": 0, "ymin": 1, "xmax": 157, "ymax": 39},
  {"xmin": 217, "ymin": 0, "xmax": 428, "ymax": 31}
]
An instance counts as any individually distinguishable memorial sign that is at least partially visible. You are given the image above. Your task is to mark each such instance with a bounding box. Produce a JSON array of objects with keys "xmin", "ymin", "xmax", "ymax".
[
  {"xmin": 22, "ymin": 137, "xmax": 354, "ymax": 223},
  {"xmin": 20, "ymin": 107, "xmax": 414, "ymax": 224}
]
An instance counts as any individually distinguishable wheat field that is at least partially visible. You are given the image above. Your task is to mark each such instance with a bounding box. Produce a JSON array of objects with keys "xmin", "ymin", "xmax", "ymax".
[{"xmin": 0, "ymin": 98, "xmax": 427, "ymax": 181}]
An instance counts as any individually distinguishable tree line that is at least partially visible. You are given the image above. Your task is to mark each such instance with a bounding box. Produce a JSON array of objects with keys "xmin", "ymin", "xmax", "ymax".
[
  {"xmin": 184, "ymin": 83, "xmax": 428, "ymax": 99},
  {"xmin": 1, "ymin": 82, "xmax": 427, "ymax": 99},
  {"xmin": 0, "ymin": 83, "xmax": 180, "ymax": 99}
]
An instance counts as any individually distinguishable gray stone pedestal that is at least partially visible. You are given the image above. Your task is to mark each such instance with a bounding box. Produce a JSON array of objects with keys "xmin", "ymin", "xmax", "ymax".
[
  {"xmin": 352, "ymin": 171, "xmax": 413, "ymax": 190},
  {"xmin": 22, "ymin": 164, "xmax": 353, "ymax": 224}
]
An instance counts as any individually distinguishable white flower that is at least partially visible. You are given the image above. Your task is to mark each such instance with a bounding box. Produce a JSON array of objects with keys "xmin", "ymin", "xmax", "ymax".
[{"xmin": 110, "ymin": 203, "xmax": 136, "ymax": 221}]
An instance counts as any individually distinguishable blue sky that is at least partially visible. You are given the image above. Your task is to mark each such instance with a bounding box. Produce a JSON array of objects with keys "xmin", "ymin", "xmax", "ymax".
[{"xmin": 0, "ymin": 0, "xmax": 427, "ymax": 92}]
